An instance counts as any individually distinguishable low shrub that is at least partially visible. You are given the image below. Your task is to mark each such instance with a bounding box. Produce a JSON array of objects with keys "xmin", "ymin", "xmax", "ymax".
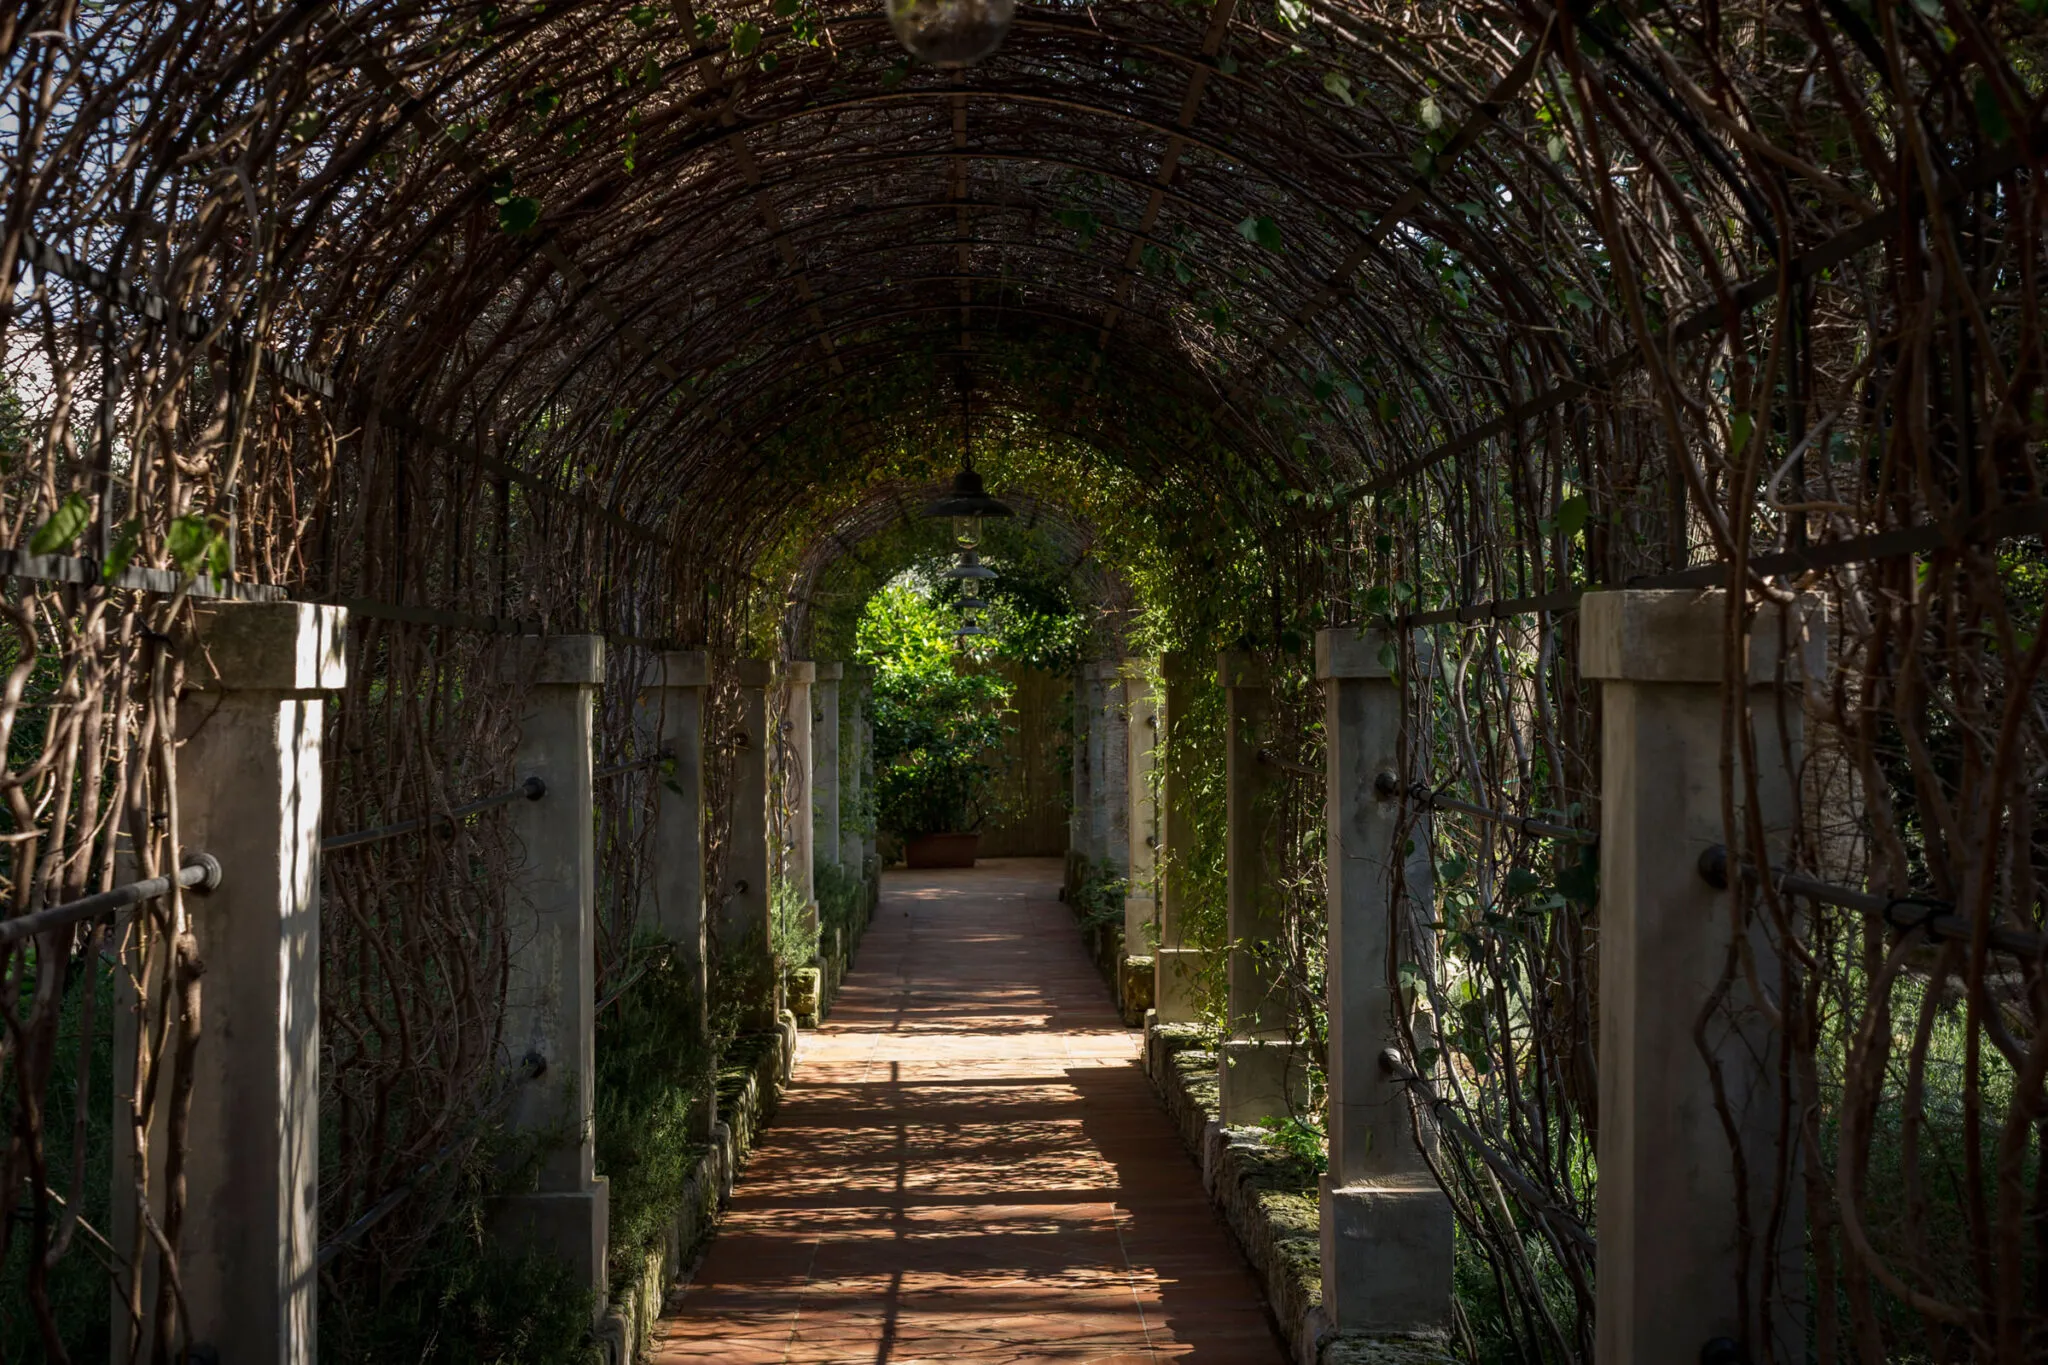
[{"xmin": 594, "ymin": 937, "xmax": 711, "ymax": 1295}]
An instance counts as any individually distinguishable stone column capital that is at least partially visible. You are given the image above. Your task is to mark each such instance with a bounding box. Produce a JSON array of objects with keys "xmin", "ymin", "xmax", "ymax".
[
  {"xmin": 1315, "ymin": 627, "xmax": 1437, "ymax": 681},
  {"xmin": 1217, "ymin": 650, "xmax": 1269, "ymax": 689},
  {"xmin": 1581, "ymin": 589, "xmax": 1825, "ymax": 685},
  {"xmin": 784, "ymin": 659, "xmax": 817, "ymax": 685},
  {"xmin": 1315, "ymin": 627, "xmax": 1393, "ymax": 681},
  {"xmin": 187, "ymin": 601, "xmax": 347, "ymax": 693},
  {"xmin": 645, "ymin": 649, "xmax": 711, "ymax": 689},
  {"xmin": 814, "ymin": 661, "xmax": 844, "ymax": 682},
  {"xmin": 733, "ymin": 657, "xmax": 773, "ymax": 688},
  {"xmin": 506, "ymin": 633, "xmax": 604, "ymax": 686}
]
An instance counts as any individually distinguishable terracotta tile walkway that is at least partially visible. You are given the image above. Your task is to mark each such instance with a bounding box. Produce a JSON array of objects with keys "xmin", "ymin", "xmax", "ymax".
[{"xmin": 653, "ymin": 857, "xmax": 1285, "ymax": 1365}]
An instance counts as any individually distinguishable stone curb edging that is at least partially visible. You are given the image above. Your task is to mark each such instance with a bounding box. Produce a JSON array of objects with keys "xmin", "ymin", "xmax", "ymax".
[
  {"xmin": 597, "ymin": 872, "xmax": 880, "ymax": 1361},
  {"xmin": 1143, "ymin": 1024, "xmax": 1455, "ymax": 1365},
  {"xmin": 595, "ymin": 1023, "xmax": 787, "ymax": 1363}
]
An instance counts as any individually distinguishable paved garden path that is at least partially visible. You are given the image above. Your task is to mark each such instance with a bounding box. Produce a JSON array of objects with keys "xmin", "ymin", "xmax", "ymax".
[{"xmin": 652, "ymin": 857, "xmax": 1285, "ymax": 1364}]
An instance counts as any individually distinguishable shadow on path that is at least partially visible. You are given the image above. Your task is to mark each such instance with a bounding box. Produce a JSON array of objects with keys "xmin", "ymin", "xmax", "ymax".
[{"xmin": 652, "ymin": 857, "xmax": 1285, "ymax": 1365}]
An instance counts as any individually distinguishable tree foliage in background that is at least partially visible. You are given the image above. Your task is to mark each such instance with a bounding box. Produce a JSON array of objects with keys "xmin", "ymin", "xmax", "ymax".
[{"xmin": 857, "ymin": 581, "xmax": 1015, "ymax": 837}]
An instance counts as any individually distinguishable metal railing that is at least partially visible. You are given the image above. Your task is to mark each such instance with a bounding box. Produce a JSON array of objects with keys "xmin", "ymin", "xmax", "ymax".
[
  {"xmin": 595, "ymin": 943, "xmax": 675, "ymax": 1015},
  {"xmin": 1376, "ymin": 772, "xmax": 1599, "ymax": 845},
  {"xmin": 0, "ymin": 854, "xmax": 222, "ymax": 948},
  {"xmin": 322, "ymin": 750, "xmax": 669, "ymax": 852},
  {"xmin": 1698, "ymin": 845, "xmax": 2045, "ymax": 959},
  {"xmin": 595, "ymin": 749, "xmax": 672, "ymax": 781},
  {"xmin": 322, "ymin": 777, "xmax": 547, "ymax": 853},
  {"xmin": 315, "ymin": 1051, "xmax": 547, "ymax": 1268}
]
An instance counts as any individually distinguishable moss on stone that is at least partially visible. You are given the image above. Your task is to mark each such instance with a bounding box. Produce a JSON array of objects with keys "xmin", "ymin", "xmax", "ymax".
[{"xmin": 1143, "ymin": 1022, "xmax": 1456, "ymax": 1365}]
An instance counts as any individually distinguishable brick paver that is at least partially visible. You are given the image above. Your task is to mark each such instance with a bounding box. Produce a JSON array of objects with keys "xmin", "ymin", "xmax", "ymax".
[{"xmin": 654, "ymin": 857, "xmax": 1286, "ymax": 1364}]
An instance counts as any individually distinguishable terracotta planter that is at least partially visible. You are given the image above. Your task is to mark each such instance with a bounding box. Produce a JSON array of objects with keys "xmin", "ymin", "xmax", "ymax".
[{"xmin": 904, "ymin": 831, "xmax": 980, "ymax": 869}]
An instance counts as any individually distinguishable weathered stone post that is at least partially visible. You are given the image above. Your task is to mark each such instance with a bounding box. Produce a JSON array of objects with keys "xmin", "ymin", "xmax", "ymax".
[
  {"xmin": 813, "ymin": 662, "xmax": 842, "ymax": 878},
  {"xmin": 494, "ymin": 634, "xmax": 608, "ymax": 1306},
  {"xmin": 638, "ymin": 648, "xmax": 714, "ymax": 1137},
  {"xmin": 723, "ymin": 660, "xmax": 774, "ymax": 1022},
  {"xmin": 1153, "ymin": 650, "xmax": 1203, "ymax": 1025},
  {"xmin": 1583, "ymin": 590, "xmax": 1821, "ymax": 1362},
  {"xmin": 1121, "ymin": 660, "xmax": 1160, "ymax": 1013},
  {"xmin": 1217, "ymin": 650, "xmax": 1301, "ymax": 1124},
  {"xmin": 840, "ymin": 666, "xmax": 866, "ymax": 874},
  {"xmin": 113, "ymin": 602, "xmax": 344, "ymax": 1364},
  {"xmin": 1316, "ymin": 627, "xmax": 1452, "ymax": 1334},
  {"xmin": 1087, "ymin": 658, "xmax": 1130, "ymax": 881},
  {"xmin": 1067, "ymin": 663, "xmax": 1097, "ymax": 896},
  {"xmin": 782, "ymin": 660, "xmax": 816, "ymax": 927}
]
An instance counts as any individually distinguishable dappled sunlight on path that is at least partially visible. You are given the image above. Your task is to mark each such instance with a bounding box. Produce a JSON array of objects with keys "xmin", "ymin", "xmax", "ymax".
[{"xmin": 653, "ymin": 857, "xmax": 1284, "ymax": 1364}]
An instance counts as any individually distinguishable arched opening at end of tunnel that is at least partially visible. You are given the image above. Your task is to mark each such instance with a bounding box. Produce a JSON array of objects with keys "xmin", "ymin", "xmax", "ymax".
[{"xmin": 3, "ymin": 2, "xmax": 2044, "ymax": 1363}]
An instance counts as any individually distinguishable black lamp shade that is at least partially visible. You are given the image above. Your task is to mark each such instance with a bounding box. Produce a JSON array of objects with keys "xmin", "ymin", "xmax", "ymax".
[{"xmin": 922, "ymin": 468, "xmax": 1014, "ymax": 520}]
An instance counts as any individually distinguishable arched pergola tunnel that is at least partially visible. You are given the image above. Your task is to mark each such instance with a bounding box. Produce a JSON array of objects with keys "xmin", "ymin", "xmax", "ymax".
[{"xmin": 2, "ymin": 1, "xmax": 2045, "ymax": 1361}]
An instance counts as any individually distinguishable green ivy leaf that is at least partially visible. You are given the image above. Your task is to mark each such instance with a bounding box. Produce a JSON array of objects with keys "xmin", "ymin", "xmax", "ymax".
[
  {"xmin": 29, "ymin": 493, "xmax": 91, "ymax": 556},
  {"xmin": 1554, "ymin": 493, "xmax": 1589, "ymax": 538},
  {"xmin": 1504, "ymin": 866, "xmax": 1544, "ymax": 900},
  {"xmin": 1322, "ymin": 70, "xmax": 1354, "ymax": 107},
  {"xmin": 730, "ymin": 21, "xmax": 761, "ymax": 56},
  {"xmin": 498, "ymin": 195, "xmax": 540, "ymax": 234},
  {"xmin": 1555, "ymin": 847, "xmax": 1599, "ymax": 905},
  {"xmin": 1729, "ymin": 411, "xmax": 1753, "ymax": 456},
  {"xmin": 102, "ymin": 518, "xmax": 141, "ymax": 581},
  {"xmin": 1237, "ymin": 216, "xmax": 1282, "ymax": 252},
  {"xmin": 167, "ymin": 514, "xmax": 221, "ymax": 575},
  {"xmin": 1973, "ymin": 78, "xmax": 2012, "ymax": 145}
]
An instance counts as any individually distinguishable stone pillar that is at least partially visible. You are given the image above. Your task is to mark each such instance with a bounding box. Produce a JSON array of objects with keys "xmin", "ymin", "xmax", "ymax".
[
  {"xmin": 493, "ymin": 634, "xmax": 608, "ymax": 1306},
  {"xmin": 113, "ymin": 602, "xmax": 344, "ymax": 1364},
  {"xmin": 1316, "ymin": 628, "xmax": 1453, "ymax": 1334},
  {"xmin": 1122, "ymin": 660, "xmax": 1160, "ymax": 949},
  {"xmin": 1067, "ymin": 665, "xmax": 1096, "ymax": 894},
  {"xmin": 813, "ymin": 663, "xmax": 842, "ymax": 878},
  {"xmin": 1153, "ymin": 650, "xmax": 1204, "ymax": 1024},
  {"xmin": 783, "ymin": 660, "xmax": 816, "ymax": 925},
  {"xmin": 1217, "ymin": 650, "xmax": 1301, "ymax": 1125},
  {"xmin": 1583, "ymin": 590, "xmax": 1821, "ymax": 1363},
  {"xmin": 1085, "ymin": 658, "xmax": 1130, "ymax": 880},
  {"xmin": 840, "ymin": 666, "xmax": 866, "ymax": 873},
  {"xmin": 722, "ymin": 659, "xmax": 773, "ymax": 964},
  {"xmin": 638, "ymin": 649, "xmax": 714, "ymax": 1138},
  {"xmin": 721, "ymin": 659, "xmax": 777, "ymax": 1032}
]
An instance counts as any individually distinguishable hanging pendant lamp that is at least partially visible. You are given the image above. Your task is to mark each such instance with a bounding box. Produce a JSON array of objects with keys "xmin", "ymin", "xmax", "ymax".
[
  {"xmin": 922, "ymin": 388, "xmax": 1013, "ymax": 551},
  {"xmin": 943, "ymin": 550, "xmax": 997, "ymax": 581}
]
